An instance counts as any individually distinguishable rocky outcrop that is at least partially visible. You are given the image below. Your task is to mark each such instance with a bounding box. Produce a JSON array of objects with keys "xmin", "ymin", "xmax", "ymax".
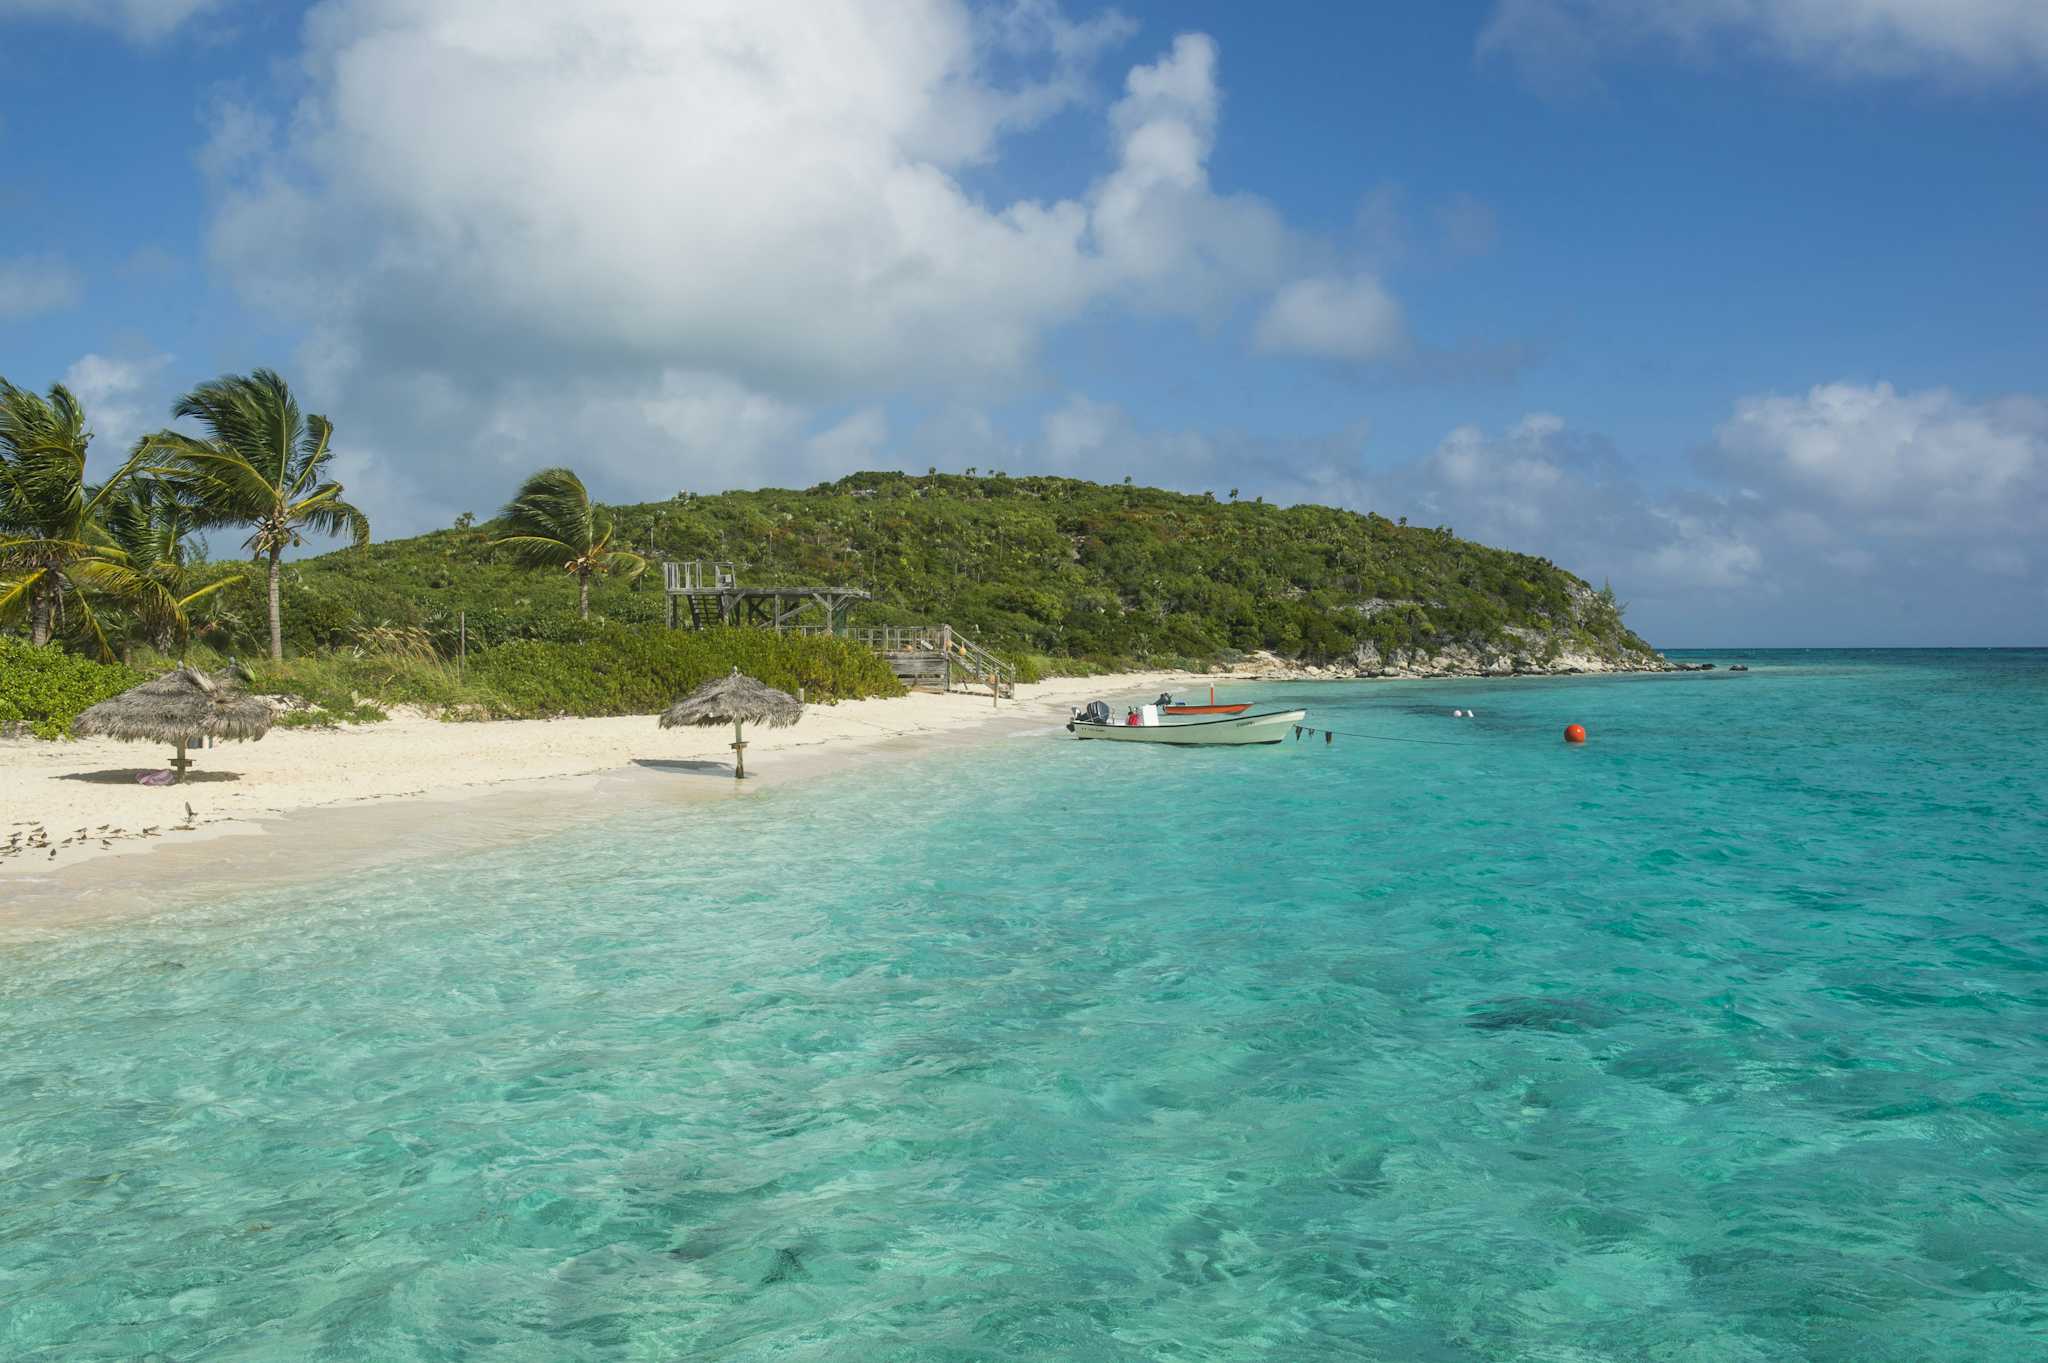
[
  {"xmin": 1225, "ymin": 582, "xmax": 1684, "ymax": 681},
  {"xmin": 1227, "ymin": 643, "xmax": 1677, "ymax": 682}
]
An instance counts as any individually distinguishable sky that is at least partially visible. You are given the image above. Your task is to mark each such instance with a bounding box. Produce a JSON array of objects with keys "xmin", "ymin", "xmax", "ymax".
[{"xmin": 2, "ymin": 0, "xmax": 2045, "ymax": 647}]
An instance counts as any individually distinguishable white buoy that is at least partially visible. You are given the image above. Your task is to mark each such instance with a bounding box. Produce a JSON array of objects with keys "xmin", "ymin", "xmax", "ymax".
[
  {"xmin": 1451, "ymin": 709, "xmax": 1463, "ymax": 717},
  {"xmin": 1467, "ymin": 709, "xmax": 1477, "ymax": 718}
]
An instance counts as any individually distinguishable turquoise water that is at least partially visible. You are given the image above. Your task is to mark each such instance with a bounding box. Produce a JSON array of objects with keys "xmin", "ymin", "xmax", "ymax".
[{"xmin": 4, "ymin": 650, "xmax": 2045, "ymax": 1361}]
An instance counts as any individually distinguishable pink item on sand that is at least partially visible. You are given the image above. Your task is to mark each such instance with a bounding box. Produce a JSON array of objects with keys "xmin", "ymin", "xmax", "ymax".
[{"xmin": 137, "ymin": 770, "xmax": 174, "ymax": 786}]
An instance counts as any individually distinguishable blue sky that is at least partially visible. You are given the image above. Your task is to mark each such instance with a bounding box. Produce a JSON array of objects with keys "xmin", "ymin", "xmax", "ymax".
[{"xmin": 2, "ymin": 0, "xmax": 2045, "ymax": 646}]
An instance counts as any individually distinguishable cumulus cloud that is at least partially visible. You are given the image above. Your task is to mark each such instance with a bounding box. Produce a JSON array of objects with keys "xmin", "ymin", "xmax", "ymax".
[
  {"xmin": 195, "ymin": 2, "xmax": 1426, "ymax": 537},
  {"xmin": 0, "ymin": 254, "xmax": 81, "ymax": 319},
  {"xmin": 1480, "ymin": 0, "xmax": 2048, "ymax": 87},
  {"xmin": 1355, "ymin": 382, "xmax": 2048, "ymax": 644},
  {"xmin": 61, "ymin": 351, "xmax": 174, "ymax": 458},
  {"xmin": 209, "ymin": 4, "xmax": 1313, "ymax": 402},
  {"xmin": 0, "ymin": 0, "xmax": 223, "ymax": 42},
  {"xmin": 1252, "ymin": 274, "xmax": 1408, "ymax": 363},
  {"xmin": 1709, "ymin": 380, "xmax": 2044, "ymax": 533}
]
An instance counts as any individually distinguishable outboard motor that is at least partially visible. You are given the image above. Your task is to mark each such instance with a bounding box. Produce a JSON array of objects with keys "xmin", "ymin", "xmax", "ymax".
[
  {"xmin": 1082, "ymin": 700, "xmax": 1112, "ymax": 725},
  {"xmin": 1156, "ymin": 692, "xmax": 1175, "ymax": 708}
]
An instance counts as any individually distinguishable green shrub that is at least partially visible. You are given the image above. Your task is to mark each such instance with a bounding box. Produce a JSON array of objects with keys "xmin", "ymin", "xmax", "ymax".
[
  {"xmin": 471, "ymin": 626, "xmax": 904, "ymax": 718},
  {"xmin": 0, "ymin": 638, "xmax": 145, "ymax": 739}
]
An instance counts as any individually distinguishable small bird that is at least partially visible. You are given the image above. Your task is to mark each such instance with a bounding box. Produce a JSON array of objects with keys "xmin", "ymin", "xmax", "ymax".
[{"xmin": 184, "ymin": 802, "xmax": 196, "ymax": 821}]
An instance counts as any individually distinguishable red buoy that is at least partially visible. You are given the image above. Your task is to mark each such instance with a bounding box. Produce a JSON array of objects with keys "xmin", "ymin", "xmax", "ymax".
[{"xmin": 1564, "ymin": 723, "xmax": 1587, "ymax": 744}]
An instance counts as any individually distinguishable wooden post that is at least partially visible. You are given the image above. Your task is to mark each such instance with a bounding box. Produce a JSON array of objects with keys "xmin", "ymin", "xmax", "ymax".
[
  {"xmin": 941, "ymin": 625, "xmax": 952, "ymax": 693},
  {"xmin": 171, "ymin": 739, "xmax": 192, "ymax": 783},
  {"xmin": 732, "ymin": 718, "xmax": 747, "ymax": 779}
]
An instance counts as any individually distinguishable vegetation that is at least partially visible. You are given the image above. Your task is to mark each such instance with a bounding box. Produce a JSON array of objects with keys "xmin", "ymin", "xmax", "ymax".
[
  {"xmin": 152, "ymin": 369, "xmax": 370, "ymax": 661},
  {"xmin": 5, "ymin": 373, "xmax": 1659, "ymax": 731},
  {"xmin": 103, "ymin": 481, "xmax": 239, "ymax": 652},
  {"xmin": 136, "ymin": 627, "xmax": 901, "ymax": 726},
  {"xmin": 241, "ymin": 470, "xmax": 1657, "ymax": 670},
  {"xmin": 492, "ymin": 467, "xmax": 645, "ymax": 619},
  {"xmin": 0, "ymin": 636, "xmax": 142, "ymax": 739},
  {"xmin": 0, "ymin": 381, "xmax": 177, "ymax": 656}
]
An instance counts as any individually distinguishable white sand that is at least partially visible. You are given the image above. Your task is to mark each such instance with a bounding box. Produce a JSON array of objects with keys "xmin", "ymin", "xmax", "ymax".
[{"xmin": 0, "ymin": 672, "xmax": 1205, "ymax": 897}]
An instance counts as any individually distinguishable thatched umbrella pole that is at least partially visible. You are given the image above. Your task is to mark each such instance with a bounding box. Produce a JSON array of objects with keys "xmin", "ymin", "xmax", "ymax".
[
  {"xmin": 72, "ymin": 666, "xmax": 274, "ymax": 782},
  {"xmin": 659, "ymin": 668, "xmax": 804, "ymax": 780}
]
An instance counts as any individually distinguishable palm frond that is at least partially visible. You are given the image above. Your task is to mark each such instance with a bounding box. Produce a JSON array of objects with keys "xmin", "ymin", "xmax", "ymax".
[
  {"xmin": 175, "ymin": 575, "xmax": 242, "ymax": 610},
  {"xmin": 287, "ymin": 412, "xmax": 336, "ymax": 500},
  {"xmin": 149, "ymin": 432, "xmax": 278, "ymax": 521},
  {"xmin": 60, "ymin": 579, "xmax": 119, "ymax": 662},
  {"xmin": 605, "ymin": 549, "xmax": 649, "ymax": 581},
  {"xmin": 495, "ymin": 468, "xmax": 596, "ymax": 557},
  {"xmin": 74, "ymin": 436, "xmax": 156, "ymax": 527},
  {"xmin": 289, "ymin": 484, "xmax": 371, "ymax": 547},
  {"xmin": 0, "ymin": 568, "xmax": 44, "ymax": 619},
  {"xmin": 489, "ymin": 532, "xmax": 577, "ymax": 569}
]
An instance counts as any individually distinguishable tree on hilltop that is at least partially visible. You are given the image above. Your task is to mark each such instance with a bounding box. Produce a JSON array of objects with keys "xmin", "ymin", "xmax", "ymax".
[{"xmin": 492, "ymin": 467, "xmax": 646, "ymax": 619}]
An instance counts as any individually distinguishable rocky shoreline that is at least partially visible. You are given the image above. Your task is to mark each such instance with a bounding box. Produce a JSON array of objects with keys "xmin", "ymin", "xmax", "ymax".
[{"xmin": 1218, "ymin": 644, "xmax": 1711, "ymax": 683}]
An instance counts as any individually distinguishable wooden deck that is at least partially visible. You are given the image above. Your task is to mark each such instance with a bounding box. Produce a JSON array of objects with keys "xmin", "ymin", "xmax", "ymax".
[
  {"xmin": 661, "ymin": 563, "xmax": 1013, "ymax": 697},
  {"xmin": 662, "ymin": 561, "xmax": 869, "ymax": 634},
  {"xmin": 843, "ymin": 625, "xmax": 1016, "ymax": 697}
]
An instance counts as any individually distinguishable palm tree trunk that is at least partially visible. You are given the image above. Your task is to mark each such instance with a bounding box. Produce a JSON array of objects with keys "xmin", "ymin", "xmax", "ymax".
[
  {"xmin": 267, "ymin": 549, "xmax": 284, "ymax": 661},
  {"xmin": 28, "ymin": 572, "xmax": 54, "ymax": 647},
  {"xmin": 578, "ymin": 570, "xmax": 591, "ymax": 620}
]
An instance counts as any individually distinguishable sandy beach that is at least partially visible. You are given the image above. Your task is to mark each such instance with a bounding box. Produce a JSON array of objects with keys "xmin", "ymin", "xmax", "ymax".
[{"xmin": 0, "ymin": 671, "xmax": 1206, "ymax": 927}]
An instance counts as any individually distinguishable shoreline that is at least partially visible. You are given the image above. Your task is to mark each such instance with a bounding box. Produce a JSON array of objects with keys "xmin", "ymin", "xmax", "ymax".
[
  {"xmin": 0, "ymin": 671, "xmax": 1207, "ymax": 938},
  {"xmin": 0, "ymin": 661, "xmax": 1701, "ymax": 938}
]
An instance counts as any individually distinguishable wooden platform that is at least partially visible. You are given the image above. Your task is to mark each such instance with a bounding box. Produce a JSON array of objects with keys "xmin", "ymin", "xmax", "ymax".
[
  {"xmin": 845, "ymin": 625, "xmax": 1015, "ymax": 697},
  {"xmin": 662, "ymin": 561, "xmax": 869, "ymax": 634}
]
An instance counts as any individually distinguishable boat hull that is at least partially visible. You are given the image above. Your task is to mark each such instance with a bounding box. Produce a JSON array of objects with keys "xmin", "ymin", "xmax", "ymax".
[
  {"xmin": 1068, "ymin": 708, "xmax": 1306, "ymax": 746},
  {"xmin": 1162, "ymin": 703, "xmax": 1251, "ymax": 715}
]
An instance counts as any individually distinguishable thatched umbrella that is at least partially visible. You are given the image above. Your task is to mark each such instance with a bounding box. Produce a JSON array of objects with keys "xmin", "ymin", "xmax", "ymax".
[
  {"xmin": 72, "ymin": 665, "xmax": 274, "ymax": 782},
  {"xmin": 658, "ymin": 668, "xmax": 802, "ymax": 779}
]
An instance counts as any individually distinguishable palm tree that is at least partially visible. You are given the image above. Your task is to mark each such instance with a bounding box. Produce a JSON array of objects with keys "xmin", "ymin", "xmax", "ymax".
[
  {"xmin": 492, "ymin": 467, "xmax": 646, "ymax": 619},
  {"xmin": 151, "ymin": 369, "xmax": 369, "ymax": 661},
  {"xmin": 0, "ymin": 379, "xmax": 172, "ymax": 658},
  {"xmin": 103, "ymin": 480, "xmax": 241, "ymax": 654}
]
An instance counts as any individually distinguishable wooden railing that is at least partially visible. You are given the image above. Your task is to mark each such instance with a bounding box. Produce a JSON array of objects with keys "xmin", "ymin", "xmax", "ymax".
[{"xmin": 847, "ymin": 623, "xmax": 1016, "ymax": 697}]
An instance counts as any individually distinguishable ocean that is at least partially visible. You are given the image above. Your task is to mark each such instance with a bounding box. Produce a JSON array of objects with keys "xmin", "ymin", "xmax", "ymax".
[{"xmin": 3, "ymin": 650, "xmax": 2044, "ymax": 1360}]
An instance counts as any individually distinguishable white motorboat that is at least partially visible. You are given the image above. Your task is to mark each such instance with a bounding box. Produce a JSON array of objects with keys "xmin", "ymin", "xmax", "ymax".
[{"xmin": 1066, "ymin": 705, "xmax": 1307, "ymax": 746}]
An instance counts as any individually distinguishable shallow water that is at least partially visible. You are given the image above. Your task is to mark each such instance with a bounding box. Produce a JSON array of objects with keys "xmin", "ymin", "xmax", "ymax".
[{"xmin": 4, "ymin": 650, "xmax": 2045, "ymax": 1360}]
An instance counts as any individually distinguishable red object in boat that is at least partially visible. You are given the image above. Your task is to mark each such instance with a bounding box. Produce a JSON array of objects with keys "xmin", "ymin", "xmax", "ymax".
[{"xmin": 1163, "ymin": 684, "xmax": 1251, "ymax": 716}]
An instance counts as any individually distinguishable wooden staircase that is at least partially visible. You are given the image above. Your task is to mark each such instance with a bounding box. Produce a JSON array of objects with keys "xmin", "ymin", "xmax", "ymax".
[{"xmin": 847, "ymin": 625, "xmax": 1016, "ymax": 697}]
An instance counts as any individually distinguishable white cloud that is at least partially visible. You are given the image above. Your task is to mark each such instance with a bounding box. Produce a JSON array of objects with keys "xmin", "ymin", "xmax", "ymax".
[
  {"xmin": 0, "ymin": 0, "xmax": 223, "ymax": 43},
  {"xmin": 197, "ymin": 3, "xmax": 1426, "ymax": 540},
  {"xmin": 209, "ymin": 3, "xmax": 1323, "ymax": 406},
  {"xmin": 1252, "ymin": 273, "xmax": 1408, "ymax": 363},
  {"xmin": 1709, "ymin": 380, "xmax": 2045, "ymax": 533},
  {"xmin": 1481, "ymin": 0, "xmax": 2048, "ymax": 86},
  {"xmin": 1355, "ymin": 383, "xmax": 2048, "ymax": 644},
  {"xmin": 805, "ymin": 408, "xmax": 891, "ymax": 470},
  {"xmin": 61, "ymin": 351, "xmax": 172, "ymax": 458},
  {"xmin": 0, "ymin": 255, "xmax": 81, "ymax": 319}
]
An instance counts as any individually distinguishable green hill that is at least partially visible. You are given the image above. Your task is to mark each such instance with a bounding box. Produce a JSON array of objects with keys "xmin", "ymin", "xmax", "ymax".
[{"xmin": 225, "ymin": 471, "xmax": 1660, "ymax": 676}]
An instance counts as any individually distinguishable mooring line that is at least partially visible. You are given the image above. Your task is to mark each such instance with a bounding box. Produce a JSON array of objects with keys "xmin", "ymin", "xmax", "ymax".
[{"xmin": 1293, "ymin": 724, "xmax": 1493, "ymax": 748}]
